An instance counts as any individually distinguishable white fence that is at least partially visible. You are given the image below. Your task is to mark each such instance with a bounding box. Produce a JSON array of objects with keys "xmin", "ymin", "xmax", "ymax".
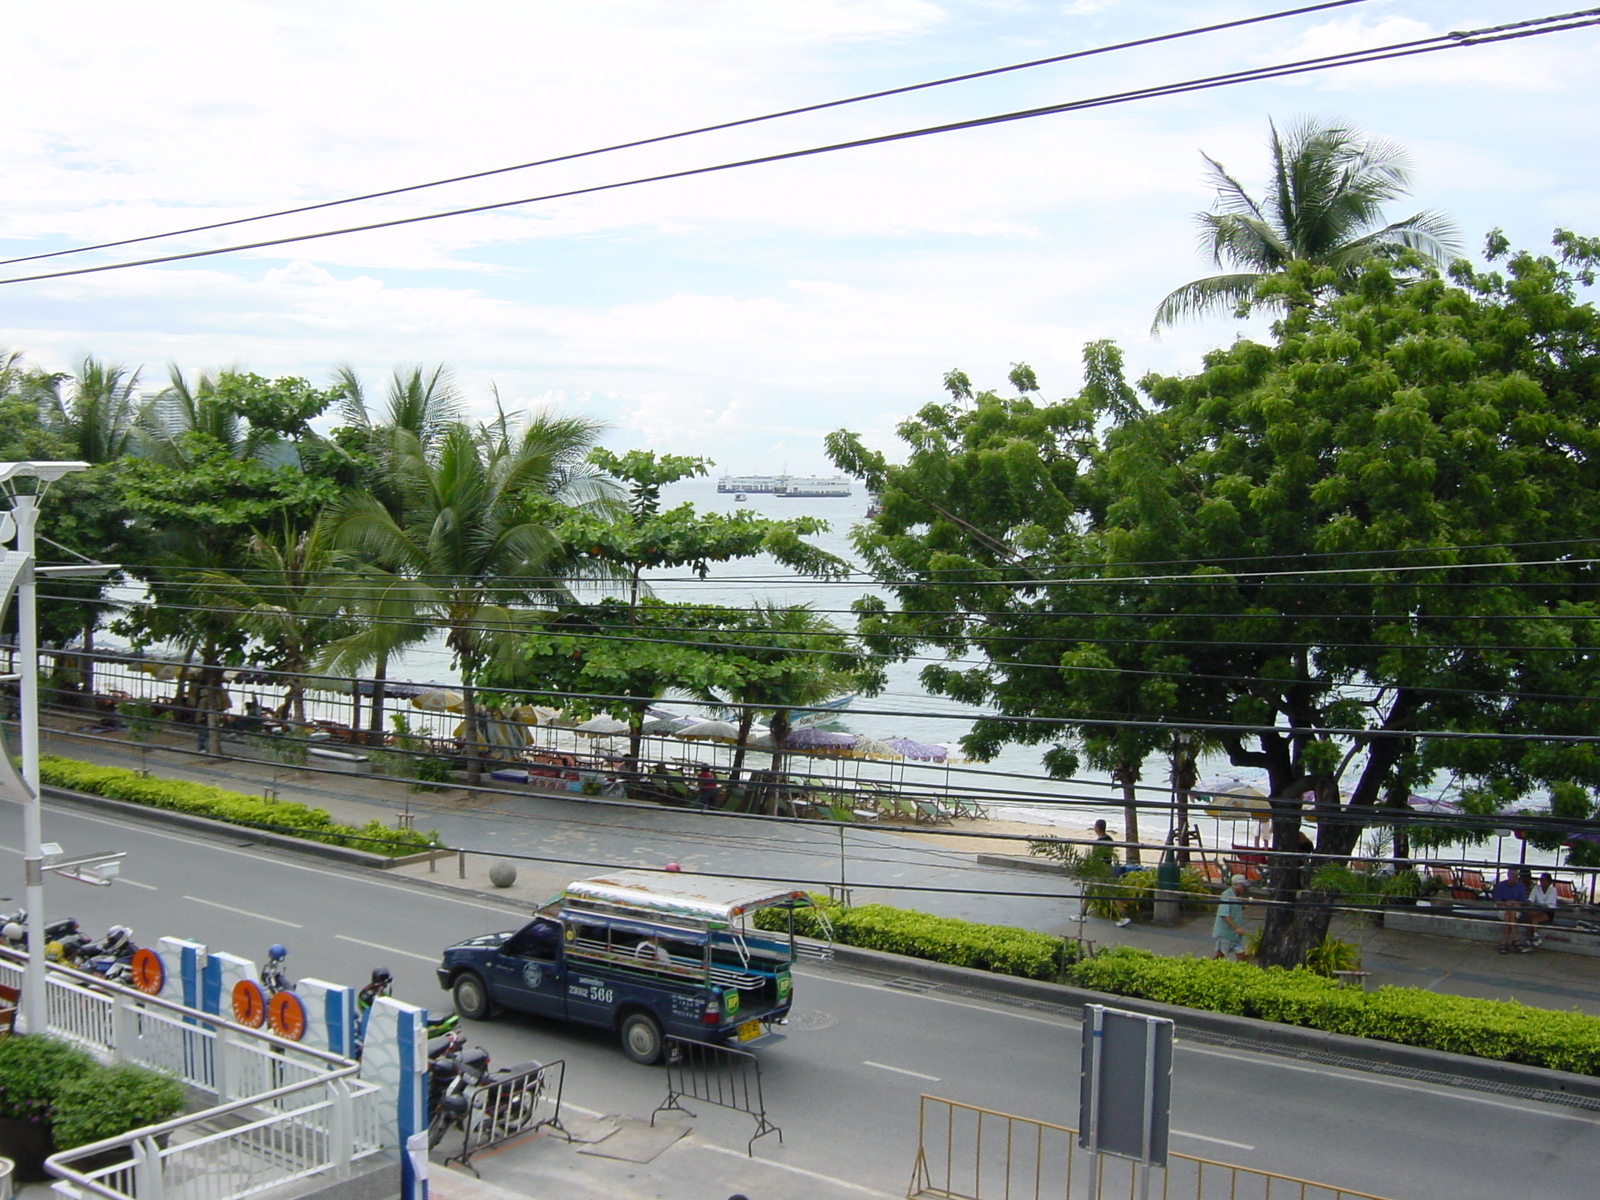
[{"xmin": 0, "ymin": 952, "xmax": 382, "ymax": 1200}]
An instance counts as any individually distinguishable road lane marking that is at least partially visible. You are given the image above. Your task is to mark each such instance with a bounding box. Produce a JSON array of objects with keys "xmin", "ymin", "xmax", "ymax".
[
  {"xmin": 863, "ymin": 1060, "xmax": 940, "ymax": 1081},
  {"xmin": 336, "ymin": 934, "xmax": 437, "ymax": 963},
  {"xmin": 1173, "ymin": 1130, "xmax": 1254, "ymax": 1150},
  {"xmin": 183, "ymin": 896, "xmax": 302, "ymax": 927},
  {"xmin": 117, "ymin": 878, "xmax": 158, "ymax": 890},
  {"xmin": 45, "ymin": 806, "xmax": 525, "ymax": 915},
  {"xmin": 1179, "ymin": 1044, "xmax": 1600, "ymax": 1121},
  {"xmin": 695, "ymin": 1141, "xmax": 899, "ymax": 1197},
  {"xmin": 795, "ymin": 969, "xmax": 1072, "ymax": 1028}
]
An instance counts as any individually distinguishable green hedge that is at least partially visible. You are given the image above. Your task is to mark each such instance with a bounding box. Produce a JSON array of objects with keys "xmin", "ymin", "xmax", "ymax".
[
  {"xmin": 0, "ymin": 1036, "xmax": 185, "ymax": 1150},
  {"xmin": 40, "ymin": 756, "xmax": 437, "ymax": 858},
  {"xmin": 1070, "ymin": 948, "xmax": 1600, "ymax": 1076},
  {"xmin": 757, "ymin": 896, "xmax": 1076, "ymax": 981}
]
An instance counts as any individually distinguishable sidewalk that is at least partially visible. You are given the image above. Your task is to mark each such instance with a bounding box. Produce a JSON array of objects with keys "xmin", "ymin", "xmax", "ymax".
[{"xmin": 42, "ymin": 725, "xmax": 1600, "ymax": 1018}]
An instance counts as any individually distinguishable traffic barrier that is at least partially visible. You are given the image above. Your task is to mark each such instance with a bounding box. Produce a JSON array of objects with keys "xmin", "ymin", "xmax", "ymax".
[
  {"xmin": 297, "ymin": 976, "xmax": 357, "ymax": 1057},
  {"xmin": 908, "ymin": 1094, "xmax": 1392, "ymax": 1200},
  {"xmin": 652, "ymin": 1037, "xmax": 780, "ymax": 1155},
  {"xmin": 155, "ymin": 936, "xmax": 204, "ymax": 1007},
  {"xmin": 442, "ymin": 1058, "xmax": 569, "ymax": 1175}
]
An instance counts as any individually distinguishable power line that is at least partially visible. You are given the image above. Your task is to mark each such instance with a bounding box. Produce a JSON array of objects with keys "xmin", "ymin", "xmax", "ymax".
[
  {"xmin": 4, "ymin": 8, "xmax": 1595, "ymax": 287},
  {"xmin": 0, "ymin": 0, "xmax": 1378, "ymax": 269}
]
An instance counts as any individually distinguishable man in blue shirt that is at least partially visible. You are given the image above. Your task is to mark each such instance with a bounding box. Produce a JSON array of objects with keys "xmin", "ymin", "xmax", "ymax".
[
  {"xmin": 1491, "ymin": 869, "xmax": 1528, "ymax": 954},
  {"xmin": 1211, "ymin": 874, "xmax": 1248, "ymax": 959}
]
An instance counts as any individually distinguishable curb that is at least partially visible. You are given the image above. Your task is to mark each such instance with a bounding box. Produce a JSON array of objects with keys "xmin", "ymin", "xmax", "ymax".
[
  {"xmin": 814, "ymin": 940, "xmax": 1600, "ymax": 1102},
  {"xmin": 43, "ymin": 785, "xmax": 403, "ymax": 870}
]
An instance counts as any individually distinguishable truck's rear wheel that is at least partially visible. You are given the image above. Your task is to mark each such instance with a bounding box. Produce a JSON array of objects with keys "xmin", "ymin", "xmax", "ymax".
[
  {"xmin": 619, "ymin": 1011, "xmax": 664, "ymax": 1064},
  {"xmin": 453, "ymin": 972, "xmax": 491, "ymax": 1020}
]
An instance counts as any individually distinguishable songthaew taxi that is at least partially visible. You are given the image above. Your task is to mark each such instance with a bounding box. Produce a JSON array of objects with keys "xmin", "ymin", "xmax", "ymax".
[{"xmin": 437, "ymin": 870, "xmax": 828, "ymax": 1063}]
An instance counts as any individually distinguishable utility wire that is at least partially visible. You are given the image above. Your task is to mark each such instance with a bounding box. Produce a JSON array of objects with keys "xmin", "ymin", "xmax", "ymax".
[
  {"xmin": 4, "ymin": 7, "xmax": 1595, "ymax": 286},
  {"xmin": 0, "ymin": 0, "xmax": 1378, "ymax": 269}
]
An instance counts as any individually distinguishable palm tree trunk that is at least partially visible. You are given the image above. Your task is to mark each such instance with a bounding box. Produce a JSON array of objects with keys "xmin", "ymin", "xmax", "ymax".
[
  {"xmin": 367, "ymin": 654, "xmax": 388, "ymax": 746},
  {"xmin": 461, "ymin": 680, "xmax": 482, "ymax": 785}
]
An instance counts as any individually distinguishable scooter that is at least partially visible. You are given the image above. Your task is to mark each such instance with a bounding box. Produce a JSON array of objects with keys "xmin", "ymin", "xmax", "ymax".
[
  {"xmin": 426, "ymin": 1042, "xmax": 492, "ymax": 1148},
  {"xmin": 80, "ymin": 926, "xmax": 138, "ymax": 985},
  {"xmin": 261, "ymin": 944, "xmax": 295, "ymax": 995}
]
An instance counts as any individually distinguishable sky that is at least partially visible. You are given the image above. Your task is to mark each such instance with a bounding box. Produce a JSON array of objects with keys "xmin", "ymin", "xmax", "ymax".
[{"xmin": 2, "ymin": 0, "xmax": 1596, "ymax": 475}]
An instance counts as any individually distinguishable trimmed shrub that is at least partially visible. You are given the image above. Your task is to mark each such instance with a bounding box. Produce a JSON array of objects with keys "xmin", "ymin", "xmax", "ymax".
[
  {"xmin": 0, "ymin": 1036, "xmax": 97, "ymax": 1123},
  {"xmin": 39, "ymin": 756, "xmax": 437, "ymax": 857},
  {"xmin": 758, "ymin": 897, "xmax": 1076, "ymax": 980},
  {"xmin": 1070, "ymin": 947, "xmax": 1600, "ymax": 1075},
  {"xmin": 52, "ymin": 1063, "xmax": 186, "ymax": 1150}
]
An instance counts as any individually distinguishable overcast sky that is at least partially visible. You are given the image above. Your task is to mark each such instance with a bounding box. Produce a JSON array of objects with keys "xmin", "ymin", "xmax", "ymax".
[{"xmin": 2, "ymin": 0, "xmax": 1595, "ymax": 474}]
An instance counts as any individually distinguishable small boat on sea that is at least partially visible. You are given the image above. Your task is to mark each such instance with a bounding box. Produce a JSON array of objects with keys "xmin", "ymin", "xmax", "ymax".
[{"xmin": 734, "ymin": 492, "xmax": 747, "ymax": 502}]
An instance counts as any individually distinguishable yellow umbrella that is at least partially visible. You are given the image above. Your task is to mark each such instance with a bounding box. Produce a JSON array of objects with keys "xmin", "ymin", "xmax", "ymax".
[
  {"xmin": 1202, "ymin": 783, "xmax": 1270, "ymax": 821},
  {"xmin": 412, "ymin": 689, "xmax": 464, "ymax": 713}
]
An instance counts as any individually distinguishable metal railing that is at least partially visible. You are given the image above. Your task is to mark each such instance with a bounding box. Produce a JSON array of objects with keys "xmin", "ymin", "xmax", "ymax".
[
  {"xmin": 442, "ymin": 1059, "xmax": 569, "ymax": 1176},
  {"xmin": 0, "ymin": 951, "xmax": 382, "ymax": 1200},
  {"xmin": 908, "ymin": 1096, "xmax": 1393, "ymax": 1200},
  {"xmin": 652, "ymin": 1037, "xmax": 780, "ymax": 1156}
]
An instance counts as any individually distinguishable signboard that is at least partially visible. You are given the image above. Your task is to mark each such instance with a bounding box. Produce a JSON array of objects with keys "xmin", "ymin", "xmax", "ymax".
[{"xmin": 1078, "ymin": 1004, "xmax": 1173, "ymax": 1168}]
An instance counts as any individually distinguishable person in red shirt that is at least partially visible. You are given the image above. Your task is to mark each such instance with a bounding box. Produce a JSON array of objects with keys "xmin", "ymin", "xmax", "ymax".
[{"xmin": 695, "ymin": 765, "xmax": 719, "ymax": 810}]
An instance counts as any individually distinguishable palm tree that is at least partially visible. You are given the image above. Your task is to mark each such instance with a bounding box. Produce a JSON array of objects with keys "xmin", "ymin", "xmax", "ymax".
[
  {"xmin": 329, "ymin": 364, "xmax": 466, "ymax": 737},
  {"xmin": 328, "ymin": 415, "xmax": 611, "ymax": 782},
  {"xmin": 1152, "ymin": 118, "xmax": 1459, "ymax": 330},
  {"xmin": 43, "ymin": 357, "xmax": 148, "ymax": 463}
]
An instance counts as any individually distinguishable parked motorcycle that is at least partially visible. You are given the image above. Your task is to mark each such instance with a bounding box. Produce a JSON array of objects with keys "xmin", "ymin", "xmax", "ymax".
[
  {"xmin": 79, "ymin": 925, "xmax": 138, "ymax": 985},
  {"xmin": 427, "ymin": 1041, "xmax": 492, "ymax": 1148},
  {"xmin": 261, "ymin": 943, "xmax": 294, "ymax": 995}
]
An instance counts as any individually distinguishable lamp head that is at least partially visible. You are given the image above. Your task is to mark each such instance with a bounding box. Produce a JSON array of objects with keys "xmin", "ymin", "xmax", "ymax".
[{"xmin": 0, "ymin": 462, "xmax": 91, "ymax": 485}]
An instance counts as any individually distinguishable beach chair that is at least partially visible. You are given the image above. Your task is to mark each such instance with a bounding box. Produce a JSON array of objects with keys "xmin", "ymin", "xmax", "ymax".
[
  {"xmin": 1457, "ymin": 870, "xmax": 1489, "ymax": 897},
  {"xmin": 1555, "ymin": 880, "xmax": 1578, "ymax": 903},
  {"xmin": 913, "ymin": 798, "xmax": 951, "ymax": 825}
]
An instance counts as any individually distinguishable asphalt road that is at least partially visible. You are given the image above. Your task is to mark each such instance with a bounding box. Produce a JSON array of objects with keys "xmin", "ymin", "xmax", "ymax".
[{"xmin": 3, "ymin": 796, "xmax": 1596, "ymax": 1199}]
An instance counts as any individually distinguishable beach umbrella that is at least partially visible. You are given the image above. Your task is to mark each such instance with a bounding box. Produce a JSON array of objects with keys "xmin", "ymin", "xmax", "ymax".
[
  {"xmin": 784, "ymin": 728, "xmax": 857, "ymax": 756},
  {"xmin": 642, "ymin": 713, "xmax": 694, "ymax": 735},
  {"xmin": 1406, "ymin": 794, "xmax": 1462, "ymax": 815},
  {"xmin": 884, "ymin": 736, "xmax": 948, "ymax": 762},
  {"xmin": 847, "ymin": 736, "xmax": 901, "ymax": 760},
  {"xmin": 412, "ymin": 689, "xmax": 464, "ymax": 713},
  {"xmin": 575, "ymin": 714, "xmax": 630, "ymax": 737},
  {"xmin": 678, "ymin": 719, "xmax": 741, "ymax": 743},
  {"xmin": 744, "ymin": 729, "xmax": 776, "ymax": 751},
  {"xmin": 1200, "ymin": 783, "xmax": 1270, "ymax": 821},
  {"xmin": 510, "ymin": 704, "xmax": 561, "ymax": 724}
]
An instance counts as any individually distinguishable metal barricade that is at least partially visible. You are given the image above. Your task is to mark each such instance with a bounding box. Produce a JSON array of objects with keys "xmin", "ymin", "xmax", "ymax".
[
  {"xmin": 652, "ymin": 1037, "xmax": 780, "ymax": 1156},
  {"xmin": 908, "ymin": 1095, "xmax": 1393, "ymax": 1200},
  {"xmin": 442, "ymin": 1059, "xmax": 569, "ymax": 1175}
]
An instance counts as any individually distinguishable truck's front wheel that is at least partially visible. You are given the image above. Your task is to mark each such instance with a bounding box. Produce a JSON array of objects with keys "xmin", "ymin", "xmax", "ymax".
[
  {"xmin": 619, "ymin": 1011, "xmax": 664, "ymax": 1064},
  {"xmin": 453, "ymin": 972, "xmax": 491, "ymax": 1020}
]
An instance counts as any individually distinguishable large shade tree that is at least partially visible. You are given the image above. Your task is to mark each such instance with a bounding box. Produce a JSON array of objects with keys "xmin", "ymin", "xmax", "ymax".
[
  {"xmin": 1152, "ymin": 118, "xmax": 1459, "ymax": 329},
  {"xmin": 832, "ymin": 230, "xmax": 1600, "ymax": 966}
]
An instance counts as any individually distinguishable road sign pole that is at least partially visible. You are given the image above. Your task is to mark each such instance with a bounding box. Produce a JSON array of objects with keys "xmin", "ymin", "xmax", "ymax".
[
  {"xmin": 1085, "ymin": 1005, "xmax": 1103, "ymax": 1200},
  {"xmin": 1139, "ymin": 1017, "xmax": 1157, "ymax": 1200}
]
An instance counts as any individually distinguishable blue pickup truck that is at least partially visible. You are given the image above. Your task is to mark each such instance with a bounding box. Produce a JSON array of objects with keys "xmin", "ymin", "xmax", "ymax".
[{"xmin": 437, "ymin": 870, "xmax": 825, "ymax": 1064}]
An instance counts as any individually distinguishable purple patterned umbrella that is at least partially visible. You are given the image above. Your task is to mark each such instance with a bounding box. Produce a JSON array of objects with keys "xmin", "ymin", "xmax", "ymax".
[
  {"xmin": 784, "ymin": 728, "xmax": 858, "ymax": 754},
  {"xmin": 883, "ymin": 737, "xmax": 948, "ymax": 762}
]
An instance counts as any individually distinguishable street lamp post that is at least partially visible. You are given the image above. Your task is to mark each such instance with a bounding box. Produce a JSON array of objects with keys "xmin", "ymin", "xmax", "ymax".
[{"xmin": 0, "ymin": 463, "xmax": 90, "ymax": 1031}]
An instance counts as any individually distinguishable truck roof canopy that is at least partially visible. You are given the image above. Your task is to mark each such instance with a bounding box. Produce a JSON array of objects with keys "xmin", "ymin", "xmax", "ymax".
[{"xmin": 562, "ymin": 870, "xmax": 810, "ymax": 927}]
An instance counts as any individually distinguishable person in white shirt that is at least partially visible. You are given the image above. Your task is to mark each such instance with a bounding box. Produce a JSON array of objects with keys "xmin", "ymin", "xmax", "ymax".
[{"xmin": 1526, "ymin": 872, "xmax": 1560, "ymax": 946}]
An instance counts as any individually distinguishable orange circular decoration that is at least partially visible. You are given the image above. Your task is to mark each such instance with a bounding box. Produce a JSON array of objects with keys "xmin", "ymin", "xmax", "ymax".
[
  {"xmin": 129, "ymin": 948, "xmax": 164, "ymax": 995},
  {"xmin": 232, "ymin": 980, "xmax": 266, "ymax": 1028},
  {"xmin": 268, "ymin": 990, "xmax": 307, "ymax": 1041}
]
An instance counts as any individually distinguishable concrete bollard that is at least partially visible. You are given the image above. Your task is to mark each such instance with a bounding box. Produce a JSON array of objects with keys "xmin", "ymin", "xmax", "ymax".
[
  {"xmin": 489, "ymin": 861, "xmax": 517, "ymax": 888},
  {"xmin": 1152, "ymin": 889, "xmax": 1183, "ymax": 926}
]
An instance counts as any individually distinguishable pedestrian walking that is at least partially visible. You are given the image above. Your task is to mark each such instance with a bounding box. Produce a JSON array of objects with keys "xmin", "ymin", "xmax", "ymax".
[{"xmin": 1212, "ymin": 874, "xmax": 1249, "ymax": 959}]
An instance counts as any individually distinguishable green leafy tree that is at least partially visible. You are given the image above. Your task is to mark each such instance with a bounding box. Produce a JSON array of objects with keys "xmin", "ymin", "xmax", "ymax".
[
  {"xmin": 833, "ymin": 231, "xmax": 1600, "ymax": 965},
  {"xmin": 1153, "ymin": 118, "xmax": 1458, "ymax": 329}
]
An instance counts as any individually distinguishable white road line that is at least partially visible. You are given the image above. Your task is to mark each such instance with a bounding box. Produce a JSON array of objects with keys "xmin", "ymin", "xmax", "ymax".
[
  {"xmin": 335, "ymin": 934, "xmax": 437, "ymax": 963},
  {"xmin": 695, "ymin": 1141, "xmax": 900, "ymax": 1197},
  {"xmin": 182, "ymin": 895, "xmax": 302, "ymax": 928},
  {"xmin": 117, "ymin": 878, "xmax": 158, "ymax": 890},
  {"xmin": 1179, "ymin": 1044, "xmax": 1600, "ymax": 1121},
  {"xmin": 44, "ymin": 804, "xmax": 525, "ymax": 915},
  {"xmin": 795, "ymin": 969, "xmax": 1073, "ymax": 1028},
  {"xmin": 863, "ymin": 1060, "xmax": 941, "ymax": 1081},
  {"xmin": 1172, "ymin": 1130, "xmax": 1254, "ymax": 1150}
]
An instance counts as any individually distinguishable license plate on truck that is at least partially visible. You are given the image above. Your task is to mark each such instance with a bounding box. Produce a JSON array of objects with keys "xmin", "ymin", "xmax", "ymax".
[{"xmin": 736, "ymin": 1019, "xmax": 762, "ymax": 1042}]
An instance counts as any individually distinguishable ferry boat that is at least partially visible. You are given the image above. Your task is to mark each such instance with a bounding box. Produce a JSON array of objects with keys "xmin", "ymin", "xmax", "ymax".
[{"xmin": 717, "ymin": 473, "xmax": 852, "ymax": 497}]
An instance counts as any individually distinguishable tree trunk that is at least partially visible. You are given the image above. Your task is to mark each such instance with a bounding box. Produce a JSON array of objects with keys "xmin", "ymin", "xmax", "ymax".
[
  {"xmin": 729, "ymin": 709, "xmax": 754, "ymax": 783},
  {"xmin": 1256, "ymin": 888, "xmax": 1337, "ymax": 970},
  {"xmin": 367, "ymin": 654, "xmax": 388, "ymax": 745},
  {"xmin": 1256, "ymin": 775, "xmax": 1335, "ymax": 967},
  {"xmin": 461, "ymin": 680, "xmax": 482, "ymax": 785},
  {"xmin": 82, "ymin": 623, "xmax": 95, "ymax": 703},
  {"xmin": 1171, "ymin": 739, "xmax": 1198, "ymax": 866},
  {"xmin": 1115, "ymin": 765, "xmax": 1142, "ymax": 866}
]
